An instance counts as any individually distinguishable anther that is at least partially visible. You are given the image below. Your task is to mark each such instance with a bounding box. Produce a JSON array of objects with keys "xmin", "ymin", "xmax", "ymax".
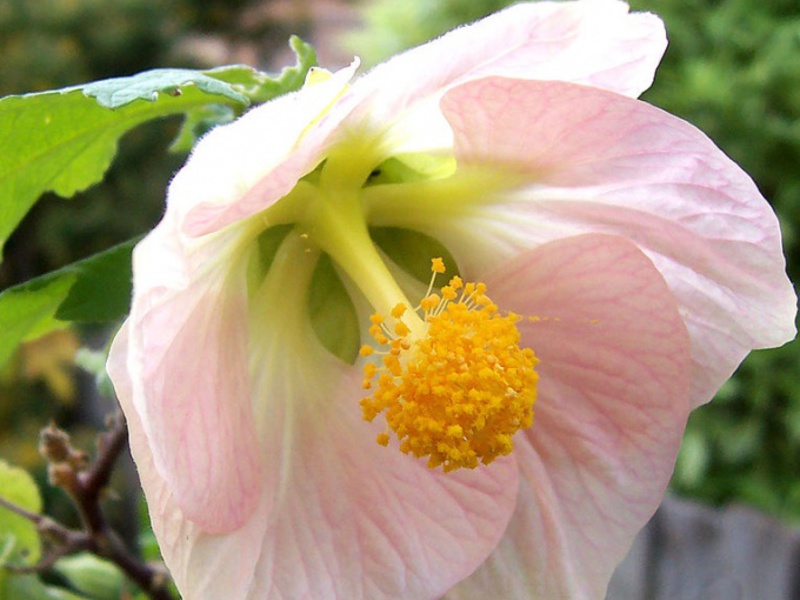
[{"xmin": 359, "ymin": 258, "xmax": 538, "ymax": 472}]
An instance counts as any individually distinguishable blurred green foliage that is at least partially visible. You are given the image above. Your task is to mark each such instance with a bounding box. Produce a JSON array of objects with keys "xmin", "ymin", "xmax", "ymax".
[{"xmin": 347, "ymin": 0, "xmax": 800, "ymax": 523}]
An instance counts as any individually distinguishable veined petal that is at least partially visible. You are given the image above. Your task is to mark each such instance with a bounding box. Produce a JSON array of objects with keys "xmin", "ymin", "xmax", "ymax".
[
  {"xmin": 345, "ymin": 0, "xmax": 665, "ymax": 154},
  {"xmin": 120, "ymin": 217, "xmax": 261, "ymax": 532},
  {"xmin": 240, "ymin": 371, "xmax": 518, "ymax": 600},
  {"xmin": 441, "ymin": 77, "xmax": 796, "ymax": 407},
  {"xmin": 353, "ymin": 0, "xmax": 665, "ymax": 111},
  {"xmin": 112, "ymin": 65, "xmax": 360, "ymax": 530},
  {"xmin": 118, "ymin": 236, "xmax": 520, "ymax": 600},
  {"xmin": 108, "ymin": 324, "xmax": 267, "ymax": 597},
  {"xmin": 448, "ymin": 234, "xmax": 691, "ymax": 599}
]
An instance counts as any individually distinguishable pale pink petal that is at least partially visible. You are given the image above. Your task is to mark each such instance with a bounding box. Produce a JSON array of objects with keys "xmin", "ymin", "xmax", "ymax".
[
  {"xmin": 108, "ymin": 324, "xmax": 267, "ymax": 597},
  {"xmin": 449, "ymin": 233, "xmax": 691, "ymax": 599},
  {"xmin": 239, "ymin": 369, "xmax": 518, "ymax": 600},
  {"xmin": 120, "ymin": 216, "xmax": 262, "ymax": 532},
  {"xmin": 178, "ymin": 62, "xmax": 359, "ymax": 237},
  {"xmin": 351, "ymin": 0, "xmax": 665, "ymax": 124},
  {"xmin": 440, "ymin": 77, "xmax": 796, "ymax": 406},
  {"xmin": 341, "ymin": 0, "xmax": 665, "ymax": 156},
  {"xmin": 113, "ymin": 238, "xmax": 520, "ymax": 599},
  {"xmin": 113, "ymin": 64, "xmax": 360, "ymax": 530}
]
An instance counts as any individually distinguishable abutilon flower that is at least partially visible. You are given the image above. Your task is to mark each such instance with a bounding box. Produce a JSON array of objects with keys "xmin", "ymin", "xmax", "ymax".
[{"xmin": 107, "ymin": 1, "xmax": 796, "ymax": 599}]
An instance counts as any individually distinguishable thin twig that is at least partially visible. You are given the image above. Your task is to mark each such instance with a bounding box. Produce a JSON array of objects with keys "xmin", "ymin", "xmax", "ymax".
[
  {"xmin": 1, "ymin": 416, "xmax": 176, "ymax": 600},
  {"xmin": 0, "ymin": 495, "xmax": 90, "ymax": 572},
  {"xmin": 83, "ymin": 415, "xmax": 128, "ymax": 495}
]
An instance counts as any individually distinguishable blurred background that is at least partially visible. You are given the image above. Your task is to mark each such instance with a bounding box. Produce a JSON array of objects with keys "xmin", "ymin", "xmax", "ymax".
[{"xmin": 0, "ymin": 0, "xmax": 797, "ymax": 559}]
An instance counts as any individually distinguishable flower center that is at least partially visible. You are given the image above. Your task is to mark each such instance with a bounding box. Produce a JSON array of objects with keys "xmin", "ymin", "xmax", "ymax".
[{"xmin": 359, "ymin": 259, "xmax": 538, "ymax": 472}]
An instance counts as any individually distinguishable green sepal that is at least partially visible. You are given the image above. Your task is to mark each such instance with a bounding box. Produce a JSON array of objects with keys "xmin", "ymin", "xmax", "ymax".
[
  {"xmin": 370, "ymin": 227, "xmax": 459, "ymax": 284},
  {"xmin": 254, "ymin": 225, "xmax": 296, "ymax": 278},
  {"xmin": 0, "ymin": 238, "xmax": 137, "ymax": 369},
  {"xmin": 308, "ymin": 254, "xmax": 360, "ymax": 364}
]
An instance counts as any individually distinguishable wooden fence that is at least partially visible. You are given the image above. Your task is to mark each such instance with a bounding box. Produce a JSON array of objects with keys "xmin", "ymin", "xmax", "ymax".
[{"xmin": 606, "ymin": 495, "xmax": 800, "ymax": 599}]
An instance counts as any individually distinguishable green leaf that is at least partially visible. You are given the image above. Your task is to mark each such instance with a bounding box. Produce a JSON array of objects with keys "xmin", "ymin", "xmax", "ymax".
[
  {"xmin": 82, "ymin": 69, "xmax": 250, "ymax": 109},
  {"xmin": 0, "ymin": 83, "xmax": 238, "ymax": 259},
  {"xmin": 137, "ymin": 497, "xmax": 162, "ymax": 563},
  {"xmin": 0, "ymin": 461, "xmax": 42, "ymax": 568},
  {"xmin": 171, "ymin": 37, "xmax": 317, "ymax": 152},
  {"xmin": 0, "ymin": 239, "xmax": 136, "ymax": 369},
  {"xmin": 55, "ymin": 239, "xmax": 138, "ymax": 322},
  {"xmin": 0, "ymin": 36, "xmax": 317, "ymax": 258},
  {"xmin": 206, "ymin": 37, "xmax": 318, "ymax": 106}
]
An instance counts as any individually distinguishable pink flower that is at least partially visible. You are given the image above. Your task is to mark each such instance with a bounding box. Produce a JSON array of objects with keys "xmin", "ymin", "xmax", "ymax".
[{"xmin": 107, "ymin": 1, "xmax": 796, "ymax": 599}]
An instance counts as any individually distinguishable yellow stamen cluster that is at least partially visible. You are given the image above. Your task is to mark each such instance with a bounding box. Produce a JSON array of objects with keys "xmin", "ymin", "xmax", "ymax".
[{"xmin": 359, "ymin": 259, "xmax": 538, "ymax": 472}]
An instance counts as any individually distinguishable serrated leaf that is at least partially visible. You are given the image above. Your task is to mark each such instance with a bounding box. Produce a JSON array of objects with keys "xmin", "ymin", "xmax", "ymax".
[
  {"xmin": 0, "ymin": 461, "xmax": 42, "ymax": 568},
  {"xmin": 0, "ymin": 37, "xmax": 317, "ymax": 258},
  {"xmin": 82, "ymin": 69, "xmax": 250, "ymax": 109},
  {"xmin": 0, "ymin": 239, "xmax": 136, "ymax": 369},
  {"xmin": 0, "ymin": 87, "xmax": 235, "ymax": 259},
  {"xmin": 206, "ymin": 36, "xmax": 318, "ymax": 106}
]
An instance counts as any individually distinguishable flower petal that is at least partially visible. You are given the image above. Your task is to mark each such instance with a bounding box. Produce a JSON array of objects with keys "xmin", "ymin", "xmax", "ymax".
[
  {"xmin": 116, "ymin": 236, "xmax": 521, "ymax": 600},
  {"xmin": 109, "ymin": 324, "xmax": 267, "ymax": 597},
  {"xmin": 449, "ymin": 233, "xmax": 691, "ymax": 599},
  {"xmin": 112, "ymin": 65, "xmax": 361, "ymax": 531},
  {"xmin": 238, "ymin": 369, "xmax": 519, "ymax": 600},
  {"xmin": 118, "ymin": 217, "xmax": 262, "ymax": 532},
  {"xmin": 353, "ymin": 0, "xmax": 665, "ymax": 119},
  {"xmin": 346, "ymin": 0, "xmax": 665, "ymax": 156},
  {"xmin": 441, "ymin": 77, "xmax": 796, "ymax": 406}
]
